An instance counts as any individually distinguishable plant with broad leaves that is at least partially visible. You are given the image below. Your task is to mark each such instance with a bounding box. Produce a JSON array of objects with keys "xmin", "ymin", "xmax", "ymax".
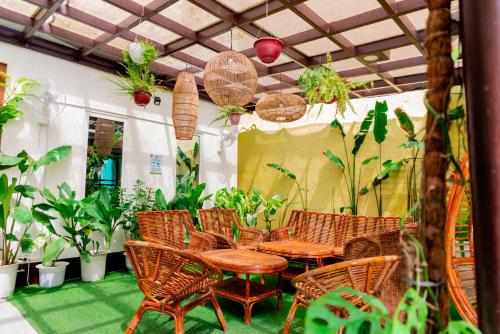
[
  {"xmin": 395, "ymin": 107, "xmax": 424, "ymax": 221},
  {"xmin": 262, "ymin": 192, "xmax": 287, "ymax": 232},
  {"xmin": 176, "ymin": 142, "xmax": 200, "ymax": 184},
  {"xmin": 119, "ymin": 180, "xmax": 154, "ymax": 240},
  {"xmin": 39, "ymin": 182, "xmax": 96, "ymax": 263},
  {"xmin": 305, "ymin": 287, "xmax": 480, "ymax": 334},
  {"xmin": 0, "ymin": 145, "xmax": 71, "ymax": 266},
  {"xmin": 324, "ymin": 113, "xmax": 377, "ymax": 215},
  {"xmin": 0, "ymin": 72, "xmax": 39, "ymax": 138},
  {"xmin": 80, "ymin": 187, "xmax": 130, "ymax": 254},
  {"xmin": 267, "ymin": 163, "xmax": 307, "ymax": 212},
  {"xmin": 32, "ymin": 234, "xmax": 69, "ymax": 267}
]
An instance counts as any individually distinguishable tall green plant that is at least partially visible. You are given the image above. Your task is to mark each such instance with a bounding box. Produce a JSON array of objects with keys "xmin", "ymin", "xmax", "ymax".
[
  {"xmin": 80, "ymin": 187, "xmax": 129, "ymax": 253},
  {"xmin": 40, "ymin": 182, "xmax": 94, "ymax": 263},
  {"xmin": 0, "ymin": 145, "xmax": 72, "ymax": 265},
  {"xmin": 395, "ymin": 107, "xmax": 423, "ymax": 221},
  {"xmin": 0, "ymin": 72, "xmax": 38, "ymax": 138},
  {"xmin": 262, "ymin": 193, "xmax": 287, "ymax": 232},
  {"xmin": 324, "ymin": 114, "xmax": 377, "ymax": 214},
  {"xmin": 372, "ymin": 100, "xmax": 388, "ymax": 215},
  {"xmin": 120, "ymin": 180, "xmax": 154, "ymax": 240},
  {"xmin": 176, "ymin": 142, "xmax": 199, "ymax": 184},
  {"xmin": 267, "ymin": 163, "xmax": 307, "ymax": 211}
]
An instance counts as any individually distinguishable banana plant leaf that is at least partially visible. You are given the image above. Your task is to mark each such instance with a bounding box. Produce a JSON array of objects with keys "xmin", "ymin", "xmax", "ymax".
[
  {"xmin": 329, "ymin": 118, "xmax": 345, "ymax": 137},
  {"xmin": 0, "ymin": 174, "xmax": 16, "ymax": 229},
  {"xmin": 32, "ymin": 145, "xmax": 72, "ymax": 172},
  {"xmin": 352, "ymin": 109, "xmax": 375, "ymax": 155},
  {"xmin": 448, "ymin": 105, "xmax": 465, "ymax": 121},
  {"xmin": 372, "ymin": 159, "xmax": 407, "ymax": 187},
  {"xmin": 395, "ymin": 107, "xmax": 416, "ymax": 140},
  {"xmin": 0, "ymin": 154, "xmax": 24, "ymax": 170},
  {"xmin": 267, "ymin": 163, "xmax": 297, "ymax": 180},
  {"xmin": 323, "ymin": 149, "xmax": 345, "ymax": 171},
  {"xmin": 373, "ymin": 100, "xmax": 388, "ymax": 144}
]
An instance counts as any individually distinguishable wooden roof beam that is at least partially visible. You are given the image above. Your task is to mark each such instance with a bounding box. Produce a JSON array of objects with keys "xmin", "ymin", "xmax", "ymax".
[{"xmin": 24, "ymin": 0, "xmax": 65, "ymax": 40}]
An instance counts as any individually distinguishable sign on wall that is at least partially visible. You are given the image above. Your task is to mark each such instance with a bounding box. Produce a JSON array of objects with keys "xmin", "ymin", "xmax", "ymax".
[{"xmin": 150, "ymin": 154, "xmax": 162, "ymax": 174}]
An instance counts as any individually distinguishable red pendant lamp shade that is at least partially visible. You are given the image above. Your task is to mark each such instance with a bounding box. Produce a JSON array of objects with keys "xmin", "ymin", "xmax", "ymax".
[{"xmin": 254, "ymin": 37, "xmax": 284, "ymax": 64}]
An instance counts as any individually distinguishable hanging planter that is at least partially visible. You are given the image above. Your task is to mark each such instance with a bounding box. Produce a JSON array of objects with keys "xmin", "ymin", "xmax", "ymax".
[
  {"xmin": 229, "ymin": 112, "xmax": 241, "ymax": 125},
  {"xmin": 211, "ymin": 106, "xmax": 246, "ymax": 127},
  {"xmin": 255, "ymin": 93, "xmax": 306, "ymax": 123},
  {"xmin": 107, "ymin": 40, "xmax": 165, "ymax": 107},
  {"xmin": 133, "ymin": 91, "xmax": 152, "ymax": 106},
  {"xmin": 173, "ymin": 72, "xmax": 199, "ymax": 140},
  {"xmin": 254, "ymin": 37, "xmax": 284, "ymax": 64},
  {"xmin": 204, "ymin": 51, "xmax": 257, "ymax": 108}
]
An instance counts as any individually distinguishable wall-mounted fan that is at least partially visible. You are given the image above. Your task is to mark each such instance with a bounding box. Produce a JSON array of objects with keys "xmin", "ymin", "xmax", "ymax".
[{"xmin": 20, "ymin": 80, "xmax": 66, "ymax": 125}]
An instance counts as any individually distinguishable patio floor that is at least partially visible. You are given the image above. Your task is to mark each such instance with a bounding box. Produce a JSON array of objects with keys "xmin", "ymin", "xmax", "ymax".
[{"xmin": 7, "ymin": 272, "xmax": 304, "ymax": 334}]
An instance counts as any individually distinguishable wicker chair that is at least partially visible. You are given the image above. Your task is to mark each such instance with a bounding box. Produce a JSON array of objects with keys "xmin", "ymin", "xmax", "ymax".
[
  {"xmin": 198, "ymin": 208, "xmax": 263, "ymax": 249},
  {"xmin": 344, "ymin": 223, "xmax": 419, "ymax": 315},
  {"xmin": 282, "ymin": 255, "xmax": 400, "ymax": 334},
  {"xmin": 124, "ymin": 240, "xmax": 228, "ymax": 334},
  {"xmin": 446, "ymin": 155, "xmax": 476, "ymax": 326},
  {"xmin": 137, "ymin": 210, "xmax": 216, "ymax": 252}
]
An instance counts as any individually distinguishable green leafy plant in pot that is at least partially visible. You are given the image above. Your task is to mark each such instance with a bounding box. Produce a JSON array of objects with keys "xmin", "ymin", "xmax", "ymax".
[
  {"xmin": 0, "ymin": 72, "xmax": 38, "ymax": 142},
  {"xmin": 0, "ymin": 145, "xmax": 71, "ymax": 297},
  {"xmin": 211, "ymin": 106, "xmax": 246, "ymax": 126},
  {"xmin": 33, "ymin": 233, "xmax": 69, "ymax": 288},
  {"xmin": 107, "ymin": 40, "xmax": 165, "ymax": 107},
  {"xmin": 298, "ymin": 52, "xmax": 372, "ymax": 116},
  {"xmin": 78, "ymin": 187, "xmax": 129, "ymax": 281}
]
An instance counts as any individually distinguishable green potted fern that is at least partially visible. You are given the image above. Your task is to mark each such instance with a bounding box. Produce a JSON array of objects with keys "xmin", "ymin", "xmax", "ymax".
[
  {"xmin": 108, "ymin": 40, "xmax": 164, "ymax": 107},
  {"xmin": 211, "ymin": 106, "xmax": 246, "ymax": 126},
  {"xmin": 298, "ymin": 52, "xmax": 372, "ymax": 115}
]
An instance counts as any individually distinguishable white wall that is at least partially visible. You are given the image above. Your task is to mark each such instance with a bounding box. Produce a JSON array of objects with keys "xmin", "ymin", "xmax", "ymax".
[{"xmin": 0, "ymin": 41, "xmax": 237, "ymax": 259}]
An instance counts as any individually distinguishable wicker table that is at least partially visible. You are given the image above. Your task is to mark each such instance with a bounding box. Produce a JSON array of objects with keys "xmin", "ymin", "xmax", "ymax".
[
  {"xmin": 257, "ymin": 240, "xmax": 342, "ymax": 279},
  {"xmin": 201, "ymin": 249, "xmax": 288, "ymax": 324}
]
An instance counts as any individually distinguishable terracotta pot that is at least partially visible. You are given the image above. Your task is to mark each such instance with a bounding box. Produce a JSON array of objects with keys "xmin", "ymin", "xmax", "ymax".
[
  {"xmin": 133, "ymin": 91, "xmax": 152, "ymax": 106},
  {"xmin": 254, "ymin": 37, "xmax": 284, "ymax": 64},
  {"xmin": 229, "ymin": 112, "xmax": 241, "ymax": 125},
  {"xmin": 321, "ymin": 96, "xmax": 337, "ymax": 104}
]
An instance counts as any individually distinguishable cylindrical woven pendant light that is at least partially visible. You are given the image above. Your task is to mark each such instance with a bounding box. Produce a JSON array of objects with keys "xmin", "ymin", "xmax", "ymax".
[
  {"xmin": 255, "ymin": 92, "xmax": 307, "ymax": 122},
  {"xmin": 94, "ymin": 118, "xmax": 116, "ymax": 156},
  {"xmin": 173, "ymin": 71, "xmax": 199, "ymax": 140},
  {"xmin": 203, "ymin": 51, "xmax": 257, "ymax": 108}
]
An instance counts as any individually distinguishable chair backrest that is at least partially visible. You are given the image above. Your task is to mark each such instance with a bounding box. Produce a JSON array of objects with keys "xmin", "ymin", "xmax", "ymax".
[
  {"xmin": 292, "ymin": 255, "xmax": 400, "ymax": 301},
  {"xmin": 137, "ymin": 210, "xmax": 196, "ymax": 250},
  {"xmin": 198, "ymin": 208, "xmax": 241, "ymax": 237},
  {"xmin": 287, "ymin": 210, "xmax": 348, "ymax": 246},
  {"xmin": 124, "ymin": 240, "xmax": 222, "ymax": 303},
  {"xmin": 445, "ymin": 155, "xmax": 477, "ymax": 326},
  {"xmin": 345, "ymin": 215, "xmax": 414, "ymax": 243}
]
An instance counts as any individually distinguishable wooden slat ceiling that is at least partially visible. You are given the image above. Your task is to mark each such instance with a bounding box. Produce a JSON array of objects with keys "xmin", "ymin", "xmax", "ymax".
[{"xmin": 0, "ymin": 0, "xmax": 461, "ymax": 105}]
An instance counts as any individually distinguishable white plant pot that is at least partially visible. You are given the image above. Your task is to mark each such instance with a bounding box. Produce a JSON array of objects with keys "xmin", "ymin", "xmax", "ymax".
[
  {"xmin": 80, "ymin": 253, "xmax": 107, "ymax": 282},
  {"xmin": 124, "ymin": 252, "xmax": 133, "ymax": 272},
  {"xmin": 0, "ymin": 263, "xmax": 19, "ymax": 298},
  {"xmin": 36, "ymin": 262, "xmax": 69, "ymax": 288}
]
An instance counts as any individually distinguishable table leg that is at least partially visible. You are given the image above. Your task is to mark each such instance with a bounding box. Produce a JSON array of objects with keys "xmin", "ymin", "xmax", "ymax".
[
  {"xmin": 244, "ymin": 302, "xmax": 254, "ymax": 324},
  {"xmin": 245, "ymin": 274, "xmax": 250, "ymax": 298},
  {"xmin": 260, "ymin": 274, "xmax": 265, "ymax": 284},
  {"xmin": 278, "ymin": 272, "xmax": 283, "ymax": 311}
]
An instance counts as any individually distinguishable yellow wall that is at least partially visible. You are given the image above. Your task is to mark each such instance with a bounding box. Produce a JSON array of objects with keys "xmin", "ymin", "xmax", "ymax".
[{"xmin": 237, "ymin": 115, "xmax": 466, "ymax": 230}]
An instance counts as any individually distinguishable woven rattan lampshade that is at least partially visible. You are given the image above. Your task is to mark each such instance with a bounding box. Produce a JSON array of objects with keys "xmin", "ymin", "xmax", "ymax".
[
  {"xmin": 203, "ymin": 51, "xmax": 257, "ymax": 108},
  {"xmin": 94, "ymin": 118, "xmax": 116, "ymax": 156},
  {"xmin": 173, "ymin": 71, "xmax": 199, "ymax": 140},
  {"xmin": 255, "ymin": 93, "xmax": 306, "ymax": 122}
]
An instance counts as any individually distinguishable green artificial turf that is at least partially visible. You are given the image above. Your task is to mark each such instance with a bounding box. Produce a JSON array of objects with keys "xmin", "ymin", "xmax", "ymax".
[{"xmin": 8, "ymin": 271, "xmax": 305, "ymax": 334}]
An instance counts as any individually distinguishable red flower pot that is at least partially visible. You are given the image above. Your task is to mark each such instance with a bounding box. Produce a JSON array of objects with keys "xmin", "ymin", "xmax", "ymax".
[
  {"xmin": 133, "ymin": 91, "xmax": 152, "ymax": 106},
  {"xmin": 254, "ymin": 37, "xmax": 284, "ymax": 64},
  {"xmin": 321, "ymin": 96, "xmax": 337, "ymax": 104},
  {"xmin": 229, "ymin": 112, "xmax": 241, "ymax": 126}
]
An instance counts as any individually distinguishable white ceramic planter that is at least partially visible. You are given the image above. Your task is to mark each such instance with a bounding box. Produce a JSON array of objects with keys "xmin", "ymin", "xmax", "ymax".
[
  {"xmin": 124, "ymin": 252, "xmax": 133, "ymax": 272},
  {"xmin": 80, "ymin": 253, "xmax": 107, "ymax": 282},
  {"xmin": 0, "ymin": 263, "xmax": 19, "ymax": 298},
  {"xmin": 36, "ymin": 261, "xmax": 69, "ymax": 288}
]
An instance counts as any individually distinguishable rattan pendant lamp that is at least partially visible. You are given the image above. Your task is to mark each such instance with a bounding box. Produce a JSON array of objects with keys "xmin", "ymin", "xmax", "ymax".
[
  {"xmin": 255, "ymin": 74, "xmax": 306, "ymax": 122},
  {"xmin": 203, "ymin": 30, "xmax": 257, "ymax": 109},
  {"xmin": 172, "ymin": 71, "xmax": 199, "ymax": 140},
  {"xmin": 94, "ymin": 118, "xmax": 116, "ymax": 156}
]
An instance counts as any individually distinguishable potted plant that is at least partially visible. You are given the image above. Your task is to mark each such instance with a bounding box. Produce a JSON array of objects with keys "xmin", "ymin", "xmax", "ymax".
[
  {"xmin": 298, "ymin": 52, "xmax": 372, "ymax": 115},
  {"xmin": 254, "ymin": 37, "xmax": 284, "ymax": 64},
  {"xmin": 120, "ymin": 180, "xmax": 154, "ymax": 271},
  {"xmin": 33, "ymin": 234, "xmax": 69, "ymax": 288},
  {"xmin": 79, "ymin": 187, "xmax": 129, "ymax": 281},
  {"xmin": 107, "ymin": 40, "xmax": 165, "ymax": 107},
  {"xmin": 211, "ymin": 106, "xmax": 246, "ymax": 126},
  {"xmin": 0, "ymin": 72, "xmax": 38, "ymax": 144},
  {"xmin": 0, "ymin": 145, "xmax": 71, "ymax": 297}
]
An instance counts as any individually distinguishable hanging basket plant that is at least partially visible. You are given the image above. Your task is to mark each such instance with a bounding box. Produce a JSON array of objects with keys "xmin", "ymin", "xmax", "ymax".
[
  {"xmin": 107, "ymin": 40, "xmax": 165, "ymax": 107},
  {"xmin": 298, "ymin": 52, "xmax": 372, "ymax": 115},
  {"xmin": 254, "ymin": 37, "xmax": 284, "ymax": 64},
  {"xmin": 210, "ymin": 106, "xmax": 246, "ymax": 127}
]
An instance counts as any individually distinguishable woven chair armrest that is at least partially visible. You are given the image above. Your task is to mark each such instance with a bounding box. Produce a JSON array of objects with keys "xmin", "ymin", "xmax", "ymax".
[
  {"xmin": 239, "ymin": 227, "xmax": 264, "ymax": 246},
  {"xmin": 205, "ymin": 231, "xmax": 238, "ymax": 249},
  {"xmin": 188, "ymin": 231, "xmax": 217, "ymax": 252},
  {"xmin": 268, "ymin": 227, "xmax": 291, "ymax": 241}
]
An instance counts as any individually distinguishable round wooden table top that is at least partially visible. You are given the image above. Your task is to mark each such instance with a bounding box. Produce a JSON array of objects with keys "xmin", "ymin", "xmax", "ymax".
[
  {"xmin": 258, "ymin": 240, "xmax": 341, "ymax": 258},
  {"xmin": 202, "ymin": 249, "xmax": 288, "ymax": 274}
]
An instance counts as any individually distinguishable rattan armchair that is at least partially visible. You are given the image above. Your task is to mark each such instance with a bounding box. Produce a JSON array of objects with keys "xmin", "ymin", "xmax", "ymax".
[
  {"xmin": 124, "ymin": 240, "xmax": 228, "ymax": 334},
  {"xmin": 283, "ymin": 255, "xmax": 400, "ymax": 334},
  {"xmin": 198, "ymin": 208, "xmax": 263, "ymax": 249},
  {"xmin": 137, "ymin": 210, "xmax": 216, "ymax": 252}
]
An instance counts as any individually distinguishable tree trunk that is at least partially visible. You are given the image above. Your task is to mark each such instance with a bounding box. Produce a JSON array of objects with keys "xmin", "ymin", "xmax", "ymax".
[{"xmin": 422, "ymin": 0, "xmax": 453, "ymax": 330}]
